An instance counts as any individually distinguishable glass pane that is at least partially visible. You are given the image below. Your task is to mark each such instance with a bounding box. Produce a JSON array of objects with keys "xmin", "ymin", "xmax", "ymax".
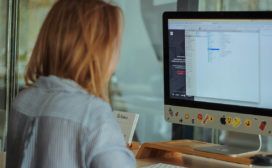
[
  {"xmin": 19, "ymin": 0, "xmax": 56, "ymax": 86},
  {"xmin": 0, "ymin": 0, "xmax": 7, "ymax": 151},
  {"xmin": 111, "ymin": 0, "xmax": 178, "ymax": 142}
]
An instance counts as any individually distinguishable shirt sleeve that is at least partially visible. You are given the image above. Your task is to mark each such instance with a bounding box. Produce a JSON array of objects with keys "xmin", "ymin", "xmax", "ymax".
[{"xmin": 84, "ymin": 105, "xmax": 136, "ymax": 168}]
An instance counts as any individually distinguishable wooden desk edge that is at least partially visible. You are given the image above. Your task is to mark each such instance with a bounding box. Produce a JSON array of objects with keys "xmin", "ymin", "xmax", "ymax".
[{"xmin": 135, "ymin": 140, "xmax": 252, "ymax": 165}]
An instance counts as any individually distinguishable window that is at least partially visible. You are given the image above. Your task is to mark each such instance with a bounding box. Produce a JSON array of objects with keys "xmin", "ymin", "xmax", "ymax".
[
  {"xmin": 111, "ymin": 0, "xmax": 272, "ymax": 149},
  {"xmin": 0, "ymin": 0, "xmax": 7, "ymax": 151},
  {"xmin": 111, "ymin": 0, "xmax": 178, "ymax": 142},
  {"xmin": 3, "ymin": 0, "xmax": 272, "ymax": 150},
  {"xmin": 18, "ymin": 0, "xmax": 56, "ymax": 85}
]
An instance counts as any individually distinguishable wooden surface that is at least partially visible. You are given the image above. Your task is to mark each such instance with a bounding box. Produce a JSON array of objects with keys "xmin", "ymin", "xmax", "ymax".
[
  {"xmin": 135, "ymin": 140, "xmax": 254, "ymax": 167},
  {"xmin": 136, "ymin": 154, "xmax": 251, "ymax": 168}
]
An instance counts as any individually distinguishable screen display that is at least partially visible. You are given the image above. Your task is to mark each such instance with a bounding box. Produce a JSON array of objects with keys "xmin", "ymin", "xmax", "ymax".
[{"xmin": 168, "ymin": 19, "xmax": 272, "ymax": 109}]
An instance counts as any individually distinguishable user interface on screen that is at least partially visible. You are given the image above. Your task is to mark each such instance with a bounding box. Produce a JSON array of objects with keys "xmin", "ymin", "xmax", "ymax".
[{"xmin": 168, "ymin": 19, "xmax": 272, "ymax": 109}]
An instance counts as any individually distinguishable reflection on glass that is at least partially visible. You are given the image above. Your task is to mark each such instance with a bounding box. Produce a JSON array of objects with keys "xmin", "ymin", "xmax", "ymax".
[
  {"xmin": 111, "ymin": 0, "xmax": 177, "ymax": 142},
  {"xmin": 141, "ymin": 0, "xmax": 177, "ymax": 61},
  {"xmin": 19, "ymin": 0, "xmax": 56, "ymax": 86},
  {"xmin": 0, "ymin": 0, "xmax": 7, "ymax": 151}
]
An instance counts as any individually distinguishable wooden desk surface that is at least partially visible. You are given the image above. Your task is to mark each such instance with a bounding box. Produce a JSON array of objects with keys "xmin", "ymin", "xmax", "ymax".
[
  {"xmin": 132, "ymin": 140, "xmax": 253, "ymax": 168},
  {"xmin": 0, "ymin": 150, "xmax": 250, "ymax": 168},
  {"xmin": 136, "ymin": 153, "xmax": 250, "ymax": 168},
  {"xmin": 0, "ymin": 141, "xmax": 258, "ymax": 168}
]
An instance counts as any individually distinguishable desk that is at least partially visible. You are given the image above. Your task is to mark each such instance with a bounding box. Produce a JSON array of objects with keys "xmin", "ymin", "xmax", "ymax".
[
  {"xmin": 136, "ymin": 153, "xmax": 250, "ymax": 168},
  {"xmin": 0, "ymin": 150, "xmax": 250, "ymax": 168},
  {"xmin": 134, "ymin": 140, "xmax": 254, "ymax": 168},
  {"xmin": 0, "ymin": 141, "xmax": 260, "ymax": 168}
]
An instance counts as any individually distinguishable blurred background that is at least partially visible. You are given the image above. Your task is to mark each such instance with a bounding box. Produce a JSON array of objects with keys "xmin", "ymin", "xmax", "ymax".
[{"xmin": 1, "ymin": 0, "xmax": 272, "ymax": 153}]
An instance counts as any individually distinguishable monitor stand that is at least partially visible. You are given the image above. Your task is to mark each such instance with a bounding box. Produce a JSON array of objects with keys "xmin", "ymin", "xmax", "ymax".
[
  {"xmin": 195, "ymin": 134, "xmax": 262, "ymax": 157},
  {"xmin": 136, "ymin": 139, "xmax": 254, "ymax": 165}
]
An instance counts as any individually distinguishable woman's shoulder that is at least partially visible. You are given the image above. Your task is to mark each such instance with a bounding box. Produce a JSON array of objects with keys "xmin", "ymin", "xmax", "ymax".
[
  {"xmin": 46, "ymin": 91, "xmax": 114, "ymax": 126},
  {"xmin": 13, "ymin": 84, "xmax": 114, "ymax": 128},
  {"xmin": 80, "ymin": 95, "xmax": 115, "ymax": 129},
  {"xmin": 53, "ymin": 92, "xmax": 116, "ymax": 129}
]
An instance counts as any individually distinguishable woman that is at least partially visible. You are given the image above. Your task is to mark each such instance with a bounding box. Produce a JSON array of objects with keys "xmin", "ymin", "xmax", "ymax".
[{"xmin": 6, "ymin": 0, "xmax": 136, "ymax": 167}]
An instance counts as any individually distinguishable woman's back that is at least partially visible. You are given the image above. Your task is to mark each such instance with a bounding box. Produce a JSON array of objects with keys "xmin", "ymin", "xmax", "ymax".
[{"xmin": 7, "ymin": 76, "xmax": 135, "ymax": 168}]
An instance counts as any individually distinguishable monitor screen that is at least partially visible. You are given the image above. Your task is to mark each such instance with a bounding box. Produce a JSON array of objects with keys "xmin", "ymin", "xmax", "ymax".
[
  {"xmin": 166, "ymin": 14, "xmax": 272, "ymax": 111},
  {"xmin": 163, "ymin": 12, "xmax": 272, "ymax": 136}
]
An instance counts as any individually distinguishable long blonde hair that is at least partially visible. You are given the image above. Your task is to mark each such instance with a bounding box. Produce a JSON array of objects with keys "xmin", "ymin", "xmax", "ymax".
[{"xmin": 25, "ymin": 0, "xmax": 123, "ymax": 102}]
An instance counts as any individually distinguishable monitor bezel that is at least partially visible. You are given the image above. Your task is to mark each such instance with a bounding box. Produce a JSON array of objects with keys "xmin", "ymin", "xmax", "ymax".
[{"xmin": 163, "ymin": 11, "xmax": 272, "ymax": 117}]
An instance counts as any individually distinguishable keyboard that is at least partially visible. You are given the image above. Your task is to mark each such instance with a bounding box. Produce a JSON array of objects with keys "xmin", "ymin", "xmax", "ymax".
[{"xmin": 141, "ymin": 163, "xmax": 186, "ymax": 168}]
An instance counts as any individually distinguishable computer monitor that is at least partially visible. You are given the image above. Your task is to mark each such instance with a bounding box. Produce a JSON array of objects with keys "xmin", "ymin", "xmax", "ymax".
[{"xmin": 163, "ymin": 12, "xmax": 272, "ymax": 155}]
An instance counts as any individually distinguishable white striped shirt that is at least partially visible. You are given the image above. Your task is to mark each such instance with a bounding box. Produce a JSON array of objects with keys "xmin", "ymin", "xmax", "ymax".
[{"xmin": 7, "ymin": 76, "xmax": 136, "ymax": 168}]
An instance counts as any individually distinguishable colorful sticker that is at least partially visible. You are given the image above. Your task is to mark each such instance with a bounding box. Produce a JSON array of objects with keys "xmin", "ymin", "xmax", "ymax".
[
  {"xmin": 232, "ymin": 117, "xmax": 241, "ymax": 128},
  {"xmin": 169, "ymin": 108, "xmax": 173, "ymax": 117},
  {"xmin": 259, "ymin": 121, "xmax": 267, "ymax": 131},
  {"xmin": 226, "ymin": 116, "xmax": 232, "ymax": 125},
  {"xmin": 185, "ymin": 113, "xmax": 190, "ymax": 120},
  {"xmin": 175, "ymin": 112, "xmax": 179, "ymax": 117},
  {"xmin": 209, "ymin": 115, "xmax": 214, "ymax": 122},
  {"xmin": 244, "ymin": 119, "xmax": 252, "ymax": 127},
  {"xmin": 197, "ymin": 113, "xmax": 203, "ymax": 121},
  {"xmin": 203, "ymin": 114, "xmax": 210, "ymax": 124}
]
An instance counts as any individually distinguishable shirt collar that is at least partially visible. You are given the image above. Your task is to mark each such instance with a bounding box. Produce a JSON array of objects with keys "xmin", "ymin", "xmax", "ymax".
[{"xmin": 34, "ymin": 75, "xmax": 88, "ymax": 94}]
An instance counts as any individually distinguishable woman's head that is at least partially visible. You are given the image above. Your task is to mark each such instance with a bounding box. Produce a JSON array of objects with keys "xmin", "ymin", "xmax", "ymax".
[{"xmin": 25, "ymin": 0, "xmax": 123, "ymax": 101}]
